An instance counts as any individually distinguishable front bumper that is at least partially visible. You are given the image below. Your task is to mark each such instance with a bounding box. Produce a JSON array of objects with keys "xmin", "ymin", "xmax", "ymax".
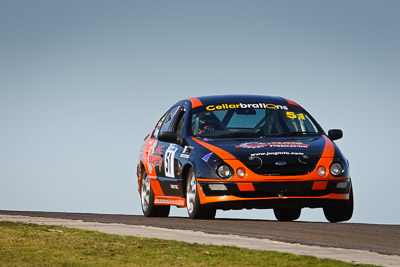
[{"xmin": 197, "ymin": 178, "xmax": 352, "ymax": 210}]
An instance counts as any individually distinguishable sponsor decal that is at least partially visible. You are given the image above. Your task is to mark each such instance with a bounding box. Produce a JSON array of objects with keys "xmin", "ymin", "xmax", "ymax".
[
  {"xmin": 202, "ymin": 152, "xmax": 213, "ymax": 162},
  {"xmin": 156, "ymin": 198, "xmax": 184, "ymax": 205},
  {"xmin": 267, "ymin": 142, "xmax": 310, "ymax": 148},
  {"xmin": 154, "ymin": 145, "xmax": 165, "ymax": 155},
  {"xmin": 182, "ymin": 146, "xmax": 192, "ymax": 154},
  {"xmin": 206, "ymin": 103, "xmax": 288, "ymax": 111},
  {"xmin": 236, "ymin": 142, "xmax": 268, "ymax": 149},
  {"xmin": 298, "ymin": 154, "xmax": 310, "ymax": 164},
  {"xmin": 250, "ymin": 151, "xmax": 305, "ymax": 157},
  {"xmin": 236, "ymin": 142, "xmax": 309, "ymax": 149},
  {"xmin": 153, "ymin": 128, "xmax": 160, "ymax": 138},
  {"xmin": 146, "ymin": 141, "xmax": 158, "ymax": 175},
  {"xmin": 172, "ymin": 106, "xmax": 181, "ymax": 116},
  {"xmin": 170, "ymin": 184, "xmax": 179, "ymax": 190},
  {"xmin": 249, "ymin": 156, "xmax": 263, "ymax": 169},
  {"xmin": 180, "ymin": 146, "xmax": 194, "ymax": 159},
  {"xmin": 149, "ymin": 155, "xmax": 162, "ymax": 172}
]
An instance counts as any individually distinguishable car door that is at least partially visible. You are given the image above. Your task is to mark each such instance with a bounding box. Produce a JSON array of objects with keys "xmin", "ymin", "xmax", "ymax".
[{"xmin": 156, "ymin": 105, "xmax": 186, "ymax": 197}]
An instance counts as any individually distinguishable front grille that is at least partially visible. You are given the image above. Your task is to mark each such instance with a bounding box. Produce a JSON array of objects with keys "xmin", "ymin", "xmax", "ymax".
[
  {"xmin": 249, "ymin": 163, "xmax": 317, "ymax": 176},
  {"xmin": 232, "ymin": 181, "xmax": 322, "ymax": 197}
]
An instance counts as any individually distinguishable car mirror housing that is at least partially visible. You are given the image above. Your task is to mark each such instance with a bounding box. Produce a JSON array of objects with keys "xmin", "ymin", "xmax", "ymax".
[
  {"xmin": 158, "ymin": 131, "xmax": 183, "ymax": 145},
  {"xmin": 328, "ymin": 129, "xmax": 343, "ymax": 141},
  {"xmin": 158, "ymin": 131, "xmax": 177, "ymax": 143}
]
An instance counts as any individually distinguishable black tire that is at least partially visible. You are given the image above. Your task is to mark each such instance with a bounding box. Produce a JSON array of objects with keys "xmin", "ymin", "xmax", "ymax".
[
  {"xmin": 186, "ymin": 168, "xmax": 216, "ymax": 219},
  {"xmin": 140, "ymin": 172, "xmax": 170, "ymax": 217},
  {"xmin": 323, "ymin": 188, "xmax": 354, "ymax": 223},
  {"xmin": 274, "ymin": 208, "xmax": 301, "ymax": 221}
]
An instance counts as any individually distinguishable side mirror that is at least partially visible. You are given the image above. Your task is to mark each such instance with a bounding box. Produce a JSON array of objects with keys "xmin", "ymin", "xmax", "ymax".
[
  {"xmin": 158, "ymin": 131, "xmax": 183, "ymax": 145},
  {"xmin": 328, "ymin": 129, "xmax": 343, "ymax": 141}
]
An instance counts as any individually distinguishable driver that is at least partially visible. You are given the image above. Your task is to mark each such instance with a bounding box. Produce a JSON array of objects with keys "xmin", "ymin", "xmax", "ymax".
[{"xmin": 198, "ymin": 115, "xmax": 219, "ymax": 134}]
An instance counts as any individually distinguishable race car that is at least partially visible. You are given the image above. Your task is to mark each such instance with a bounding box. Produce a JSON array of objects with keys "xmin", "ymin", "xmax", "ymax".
[{"xmin": 137, "ymin": 95, "xmax": 353, "ymax": 222}]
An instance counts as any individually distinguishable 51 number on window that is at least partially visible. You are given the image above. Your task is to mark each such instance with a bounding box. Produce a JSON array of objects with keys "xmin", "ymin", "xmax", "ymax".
[{"xmin": 286, "ymin": 112, "xmax": 305, "ymax": 120}]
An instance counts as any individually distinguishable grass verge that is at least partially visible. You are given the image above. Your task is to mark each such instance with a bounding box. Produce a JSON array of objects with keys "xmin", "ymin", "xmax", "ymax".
[{"xmin": 0, "ymin": 221, "xmax": 378, "ymax": 266}]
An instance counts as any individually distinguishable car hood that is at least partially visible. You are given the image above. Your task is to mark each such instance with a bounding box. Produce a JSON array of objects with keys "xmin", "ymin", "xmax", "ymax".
[{"xmin": 202, "ymin": 136, "xmax": 328, "ymax": 176}]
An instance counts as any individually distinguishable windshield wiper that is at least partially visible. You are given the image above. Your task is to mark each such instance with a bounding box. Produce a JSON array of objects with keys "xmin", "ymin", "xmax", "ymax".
[
  {"xmin": 278, "ymin": 131, "xmax": 318, "ymax": 136},
  {"xmin": 212, "ymin": 132, "xmax": 264, "ymax": 138}
]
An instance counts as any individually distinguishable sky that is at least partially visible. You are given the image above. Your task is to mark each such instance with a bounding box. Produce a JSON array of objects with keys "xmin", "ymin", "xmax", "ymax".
[{"xmin": 1, "ymin": 0, "xmax": 399, "ymax": 224}]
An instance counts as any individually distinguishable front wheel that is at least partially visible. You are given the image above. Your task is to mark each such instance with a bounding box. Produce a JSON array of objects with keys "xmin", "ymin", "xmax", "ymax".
[
  {"xmin": 274, "ymin": 208, "xmax": 301, "ymax": 221},
  {"xmin": 186, "ymin": 168, "xmax": 216, "ymax": 219},
  {"xmin": 323, "ymin": 188, "xmax": 354, "ymax": 223},
  {"xmin": 140, "ymin": 172, "xmax": 170, "ymax": 217}
]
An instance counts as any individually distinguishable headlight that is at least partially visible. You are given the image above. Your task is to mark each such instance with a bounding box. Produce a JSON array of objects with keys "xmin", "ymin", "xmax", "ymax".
[
  {"xmin": 330, "ymin": 162, "xmax": 344, "ymax": 176},
  {"xmin": 217, "ymin": 165, "xmax": 233, "ymax": 179}
]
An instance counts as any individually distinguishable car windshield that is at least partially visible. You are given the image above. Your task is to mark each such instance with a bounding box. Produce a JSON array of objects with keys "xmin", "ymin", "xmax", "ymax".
[{"xmin": 191, "ymin": 102, "xmax": 320, "ymax": 138}]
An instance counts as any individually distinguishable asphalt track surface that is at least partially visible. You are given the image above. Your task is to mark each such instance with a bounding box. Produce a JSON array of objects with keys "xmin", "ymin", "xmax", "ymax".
[{"xmin": 1, "ymin": 210, "xmax": 399, "ymax": 256}]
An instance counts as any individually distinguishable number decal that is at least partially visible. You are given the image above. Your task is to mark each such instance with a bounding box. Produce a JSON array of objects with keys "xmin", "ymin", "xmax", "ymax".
[
  {"xmin": 286, "ymin": 112, "xmax": 296, "ymax": 119},
  {"xmin": 165, "ymin": 144, "xmax": 178, "ymax": 178},
  {"xmin": 286, "ymin": 112, "xmax": 306, "ymax": 120}
]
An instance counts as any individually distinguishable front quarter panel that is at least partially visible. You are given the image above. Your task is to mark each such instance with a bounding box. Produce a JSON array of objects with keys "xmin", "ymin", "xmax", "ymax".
[{"xmin": 184, "ymin": 138, "xmax": 220, "ymax": 179}]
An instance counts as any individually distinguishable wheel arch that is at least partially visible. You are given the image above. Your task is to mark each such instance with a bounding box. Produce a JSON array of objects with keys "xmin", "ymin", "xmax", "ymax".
[
  {"xmin": 138, "ymin": 161, "xmax": 147, "ymax": 195},
  {"xmin": 181, "ymin": 162, "xmax": 195, "ymax": 196}
]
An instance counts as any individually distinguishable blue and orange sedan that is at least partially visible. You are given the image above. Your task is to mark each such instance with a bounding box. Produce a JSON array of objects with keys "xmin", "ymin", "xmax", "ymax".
[{"xmin": 137, "ymin": 95, "xmax": 353, "ymax": 222}]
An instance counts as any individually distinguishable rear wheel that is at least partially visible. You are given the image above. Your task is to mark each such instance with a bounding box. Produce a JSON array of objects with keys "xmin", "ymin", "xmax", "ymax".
[
  {"xmin": 323, "ymin": 188, "xmax": 354, "ymax": 223},
  {"xmin": 274, "ymin": 208, "xmax": 301, "ymax": 221},
  {"xmin": 140, "ymin": 172, "xmax": 170, "ymax": 217},
  {"xmin": 186, "ymin": 168, "xmax": 216, "ymax": 219}
]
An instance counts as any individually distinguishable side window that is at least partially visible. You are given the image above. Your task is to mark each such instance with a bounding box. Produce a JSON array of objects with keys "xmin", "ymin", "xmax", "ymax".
[
  {"xmin": 151, "ymin": 110, "xmax": 169, "ymax": 139},
  {"xmin": 159, "ymin": 106, "xmax": 181, "ymax": 133},
  {"xmin": 173, "ymin": 108, "xmax": 185, "ymax": 137}
]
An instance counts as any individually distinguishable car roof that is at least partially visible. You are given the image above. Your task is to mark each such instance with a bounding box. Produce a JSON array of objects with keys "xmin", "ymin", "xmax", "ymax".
[{"xmin": 184, "ymin": 95, "xmax": 293, "ymax": 108}]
